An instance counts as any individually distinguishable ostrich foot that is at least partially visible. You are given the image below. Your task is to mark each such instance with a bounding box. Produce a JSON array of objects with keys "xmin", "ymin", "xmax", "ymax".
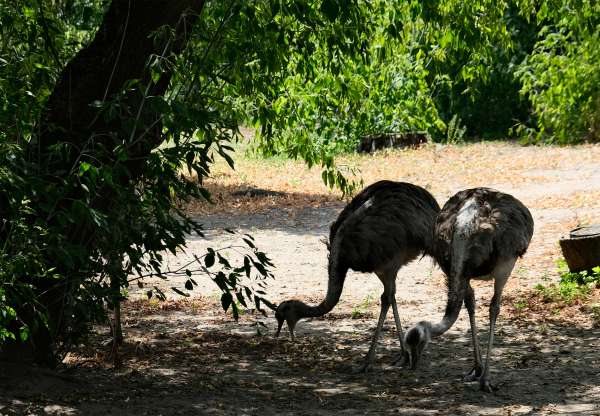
[
  {"xmin": 479, "ymin": 376, "xmax": 498, "ymax": 393},
  {"xmin": 391, "ymin": 350, "xmax": 410, "ymax": 368},
  {"xmin": 463, "ymin": 366, "xmax": 483, "ymax": 382}
]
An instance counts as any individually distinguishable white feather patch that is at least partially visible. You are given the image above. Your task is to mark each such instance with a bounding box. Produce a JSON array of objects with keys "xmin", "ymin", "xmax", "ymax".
[{"xmin": 455, "ymin": 198, "xmax": 479, "ymax": 238}]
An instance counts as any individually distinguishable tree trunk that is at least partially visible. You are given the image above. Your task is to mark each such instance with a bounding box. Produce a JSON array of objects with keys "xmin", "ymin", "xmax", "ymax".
[
  {"xmin": 37, "ymin": 0, "xmax": 205, "ymax": 159},
  {"xmin": 559, "ymin": 225, "xmax": 600, "ymax": 272},
  {"xmin": 9, "ymin": 0, "xmax": 205, "ymax": 366},
  {"xmin": 357, "ymin": 132, "xmax": 429, "ymax": 153}
]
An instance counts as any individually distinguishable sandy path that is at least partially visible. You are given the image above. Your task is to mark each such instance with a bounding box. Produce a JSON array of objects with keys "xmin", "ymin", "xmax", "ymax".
[
  {"xmin": 111, "ymin": 157, "xmax": 600, "ymax": 414},
  {"xmin": 2, "ymin": 149, "xmax": 599, "ymax": 415}
]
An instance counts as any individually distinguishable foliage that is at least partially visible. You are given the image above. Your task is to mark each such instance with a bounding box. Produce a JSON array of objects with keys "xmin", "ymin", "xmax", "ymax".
[
  {"xmin": 242, "ymin": 0, "xmax": 541, "ymax": 147},
  {"xmin": 3, "ymin": 0, "xmax": 600, "ymax": 360},
  {"xmin": 445, "ymin": 114, "xmax": 466, "ymax": 144},
  {"xmin": 414, "ymin": 0, "xmax": 536, "ymax": 138},
  {"xmin": 560, "ymin": 266, "xmax": 600, "ymax": 287},
  {"xmin": 0, "ymin": 0, "xmax": 281, "ymax": 355},
  {"xmin": 534, "ymin": 263, "xmax": 600, "ymax": 305},
  {"xmin": 535, "ymin": 280, "xmax": 590, "ymax": 305},
  {"xmin": 253, "ymin": 1, "xmax": 443, "ymax": 158},
  {"xmin": 351, "ymin": 294, "xmax": 374, "ymax": 319},
  {"xmin": 0, "ymin": 0, "xmax": 109, "ymax": 141},
  {"xmin": 516, "ymin": 1, "xmax": 600, "ymax": 143},
  {"xmin": 0, "ymin": 142, "xmax": 51, "ymax": 345}
]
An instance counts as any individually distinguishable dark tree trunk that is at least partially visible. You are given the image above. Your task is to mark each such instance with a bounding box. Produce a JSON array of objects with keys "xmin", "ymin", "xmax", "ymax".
[
  {"xmin": 4, "ymin": 0, "xmax": 205, "ymax": 366},
  {"xmin": 37, "ymin": 0, "xmax": 205, "ymax": 159},
  {"xmin": 559, "ymin": 225, "xmax": 600, "ymax": 272},
  {"xmin": 356, "ymin": 132, "xmax": 429, "ymax": 153}
]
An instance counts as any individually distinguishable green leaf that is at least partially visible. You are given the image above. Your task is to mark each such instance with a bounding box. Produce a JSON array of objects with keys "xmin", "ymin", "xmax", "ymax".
[
  {"xmin": 252, "ymin": 260, "xmax": 268, "ymax": 276},
  {"xmin": 79, "ymin": 162, "xmax": 91, "ymax": 176},
  {"xmin": 172, "ymin": 287, "xmax": 190, "ymax": 297},
  {"xmin": 235, "ymin": 291, "xmax": 247, "ymax": 307},
  {"xmin": 19, "ymin": 325, "xmax": 30, "ymax": 342},
  {"xmin": 243, "ymin": 256, "xmax": 251, "ymax": 278},
  {"xmin": 205, "ymin": 251, "xmax": 215, "ymax": 268},
  {"xmin": 217, "ymin": 253, "xmax": 231, "ymax": 268},
  {"xmin": 221, "ymin": 292, "xmax": 233, "ymax": 311}
]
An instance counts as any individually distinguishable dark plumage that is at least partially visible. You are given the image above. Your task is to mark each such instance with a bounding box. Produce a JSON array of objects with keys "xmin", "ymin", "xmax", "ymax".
[
  {"xmin": 405, "ymin": 187, "xmax": 534, "ymax": 392},
  {"xmin": 276, "ymin": 180, "xmax": 440, "ymax": 372},
  {"xmin": 434, "ymin": 188, "xmax": 533, "ymax": 279},
  {"xmin": 330, "ymin": 181, "xmax": 440, "ymax": 273}
]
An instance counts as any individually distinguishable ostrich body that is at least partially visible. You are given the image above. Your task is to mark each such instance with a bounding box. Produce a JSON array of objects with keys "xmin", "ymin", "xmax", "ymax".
[
  {"xmin": 275, "ymin": 180, "xmax": 440, "ymax": 372},
  {"xmin": 405, "ymin": 187, "xmax": 534, "ymax": 392}
]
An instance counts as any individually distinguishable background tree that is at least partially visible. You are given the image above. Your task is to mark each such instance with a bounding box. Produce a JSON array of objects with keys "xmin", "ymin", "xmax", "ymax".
[
  {"xmin": 0, "ymin": 0, "xmax": 372, "ymax": 365},
  {"xmin": 2, "ymin": 0, "xmax": 599, "ymax": 366}
]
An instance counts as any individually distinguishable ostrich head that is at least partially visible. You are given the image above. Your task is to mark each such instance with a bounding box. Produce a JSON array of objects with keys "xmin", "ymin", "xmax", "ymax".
[
  {"xmin": 275, "ymin": 300, "xmax": 305, "ymax": 339},
  {"xmin": 404, "ymin": 321, "xmax": 432, "ymax": 369}
]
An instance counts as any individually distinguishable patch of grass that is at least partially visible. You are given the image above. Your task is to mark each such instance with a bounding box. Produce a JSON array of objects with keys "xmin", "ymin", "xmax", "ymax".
[
  {"xmin": 351, "ymin": 294, "xmax": 374, "ymax": 319},
  {"xmin": 560, "ymin": 265, "xmax": 600, "ymax": 286},
  {"xmin": 513, "ymin": 299, "xmax": 528, "ymax": 311},
  {"xmin": 534, "ymin": 281, "xmax": 590, "ymax": 304},
  {"xmin": 534, "ymin": 263, "xmax": 600, "ymax": 305}
]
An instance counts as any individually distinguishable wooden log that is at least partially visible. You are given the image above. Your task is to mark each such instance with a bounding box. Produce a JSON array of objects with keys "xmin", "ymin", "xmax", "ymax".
[
  {"xmin": 357, "ymin": 132, "xmax": 429, "ymax": 153},
  {"xmin": 559, "ymin": 224, "xmax": 600, "ymax": 272}
]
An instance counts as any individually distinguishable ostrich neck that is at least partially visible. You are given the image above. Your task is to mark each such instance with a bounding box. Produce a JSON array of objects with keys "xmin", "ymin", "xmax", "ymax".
[
  {"xmin": 297, "ymin": 301, "xmax": 329, "ymax": 318},
  {"xmin": 298, "ymin": 252, "xmax": 348, "ymax": 319},
  {"xmin": 429, "ymin": 275, "xmax": 466, "ymax": 338},
  {"xmin": 430, "ymin": 314, "xmax": 459, "ymax": 338},
  {"xmin": 429, "ymin": 228, "xmax": 471, "ymax": 338}
]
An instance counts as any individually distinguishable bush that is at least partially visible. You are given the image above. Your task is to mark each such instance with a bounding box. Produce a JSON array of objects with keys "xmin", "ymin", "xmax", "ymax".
[{"xmin": 516, "ymin": 4, "xmax": 600, "ymax": 144}]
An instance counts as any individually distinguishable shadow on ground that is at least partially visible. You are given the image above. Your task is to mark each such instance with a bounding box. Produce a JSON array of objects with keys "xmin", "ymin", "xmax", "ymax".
[
  {"xmin": 2, "ymin": 312, "xmax": 599, "ymax": 415},
  {"xmin": 189, "ymin": 203, "xmax": 345, "ymax": 241}
]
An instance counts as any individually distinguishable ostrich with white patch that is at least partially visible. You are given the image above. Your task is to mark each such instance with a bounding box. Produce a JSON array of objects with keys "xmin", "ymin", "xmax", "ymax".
[{"xmin": 405, "ymin": 187, "xmax": 534, "ymax": 392}]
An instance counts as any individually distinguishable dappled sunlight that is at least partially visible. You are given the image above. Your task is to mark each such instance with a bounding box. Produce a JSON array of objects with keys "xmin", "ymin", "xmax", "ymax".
[
  {"xmin": 7, "ymin": 301, "xmax": 600, "ymax": 414},
  {"xmin": 190, "ymin": 142, "xmax": 600, "ymax": 211}
]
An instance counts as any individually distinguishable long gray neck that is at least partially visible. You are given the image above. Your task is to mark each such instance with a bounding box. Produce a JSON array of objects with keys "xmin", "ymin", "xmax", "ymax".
[
  {"xmin": 430, "ymin": 233, "xmax": 468, "ymax": 337},
  {"xmin": 297, "ymin": 252, "xmax": 348, "ymax": 319},
  {"xmin": 429, "ymin": 283, "xmax": 465, "ymax": 337}
]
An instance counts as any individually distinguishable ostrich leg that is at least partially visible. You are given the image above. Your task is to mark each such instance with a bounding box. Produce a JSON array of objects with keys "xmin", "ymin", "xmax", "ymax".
[
  {"xmin": 356, "ymin": 268, "xmax": 407, "ymax": 372},
  {"xmin": 463, "ymin": 283, "xmax": 483, "ymax": 381},
  {"xmin": 390, "ymin": 293, "xmax": 409, "ymax": 365},
  {"xmin": 479, "ymin": 258, "xmax": 515, "ymax": 392},
  {"xmin": 385, "ymin": 271, "xmax": 409, "ymax": 366},
  {"xmin": 355, "ymin": 293, "xmax": 390, "ymax": 373}
]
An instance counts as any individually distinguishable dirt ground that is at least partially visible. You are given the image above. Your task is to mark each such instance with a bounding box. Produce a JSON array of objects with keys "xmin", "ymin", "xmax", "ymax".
[{"xmin": 2, "ymin": 143, "xmax": 600, "ymax": 415}]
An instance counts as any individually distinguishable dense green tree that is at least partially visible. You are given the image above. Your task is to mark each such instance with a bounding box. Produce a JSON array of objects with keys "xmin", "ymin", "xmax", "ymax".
[
  {"xmin": 516, "ymin": 0, "xmax": 600, "ymax": 143},
  {"xmin": 1, "ymin": 0, "xmax": 599, "ymax": 366},
  {"xmin": 0, "ymin": 0, "xmax": 374, "ymax": 364}
]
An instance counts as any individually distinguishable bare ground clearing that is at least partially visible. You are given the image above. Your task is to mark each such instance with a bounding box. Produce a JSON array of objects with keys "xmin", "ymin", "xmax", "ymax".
[{"xmin": 2, "ymin": 143, "xmax": 600, "ymax": 415}]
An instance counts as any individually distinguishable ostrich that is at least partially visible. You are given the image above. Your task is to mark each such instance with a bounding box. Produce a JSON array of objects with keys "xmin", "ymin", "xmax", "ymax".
[
  {"xmin": 404, "ymin": 187, "xmax": 534, "ymax": 392},
  {"xmin": 275, "ymin": 180, "xmax": 440, "ymax": 372}
]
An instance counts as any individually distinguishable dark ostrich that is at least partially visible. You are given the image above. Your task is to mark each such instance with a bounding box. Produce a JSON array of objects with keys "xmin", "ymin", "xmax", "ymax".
[
  {"xmin": 275, "ymin": 180, "xmax": 441, "ymax": 372},
  {"xmin": 405, "ymin": 187, "xmax": 534, "ymax": 392}
]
